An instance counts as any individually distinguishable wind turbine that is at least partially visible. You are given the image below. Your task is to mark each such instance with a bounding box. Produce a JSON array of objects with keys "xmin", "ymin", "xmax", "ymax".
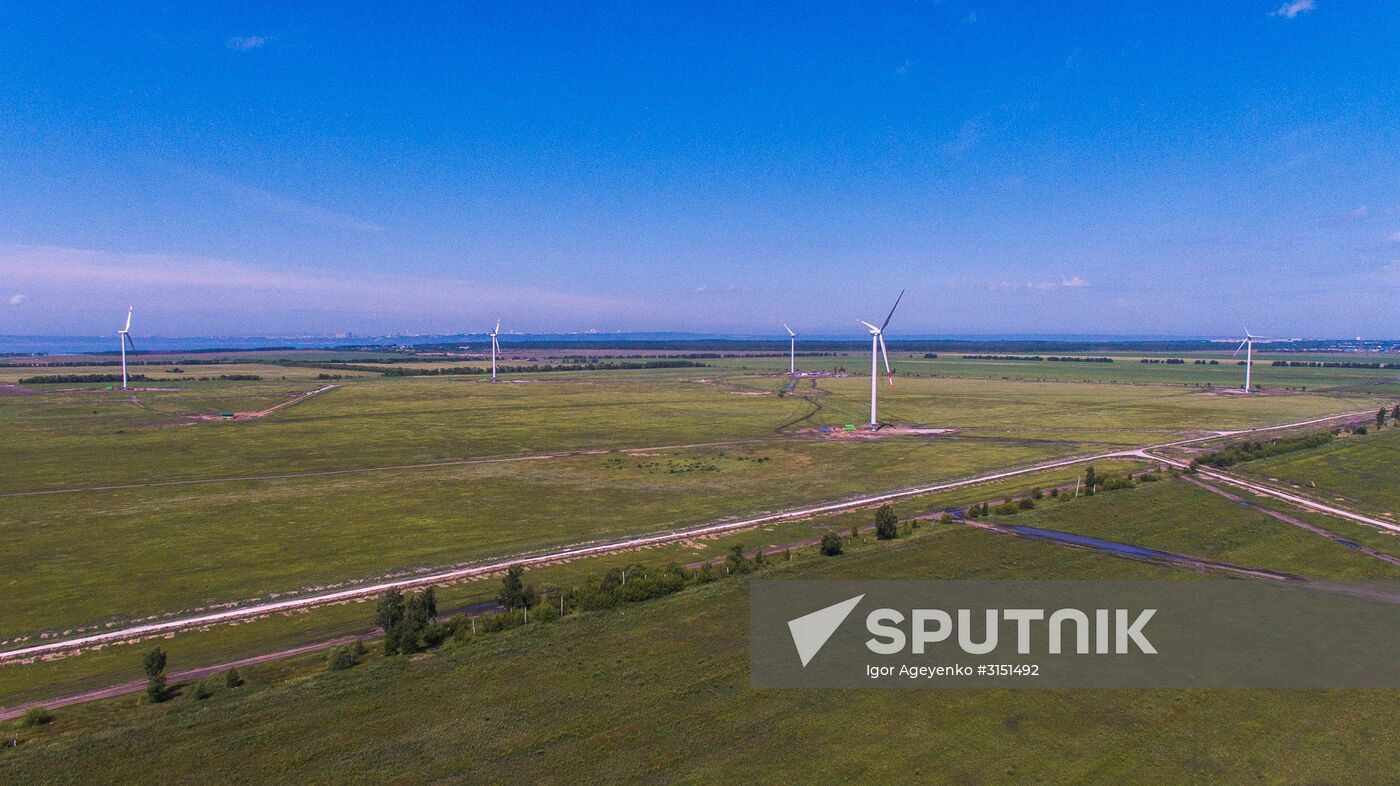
[
  {"xmin": 782, "ymin": 322, "xmax": 797, "ymax": 376},
  {"xmin": 1233, "ymin": 328, "xmax": 1264, "ymax": 392},
  {"xmin": 118, "ymin": 306, "xmax": 136, "ymax": 390},
  {"xmin": 859, "ymin": 290, "xmax": 904, "ymax": 428},
  {"xmin": 489, "ymin": 320, "xmax": 500, "ymax": 381}
]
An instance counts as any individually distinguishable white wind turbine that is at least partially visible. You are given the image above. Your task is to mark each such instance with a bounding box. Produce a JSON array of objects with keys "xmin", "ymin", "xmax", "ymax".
[
  {"xmin": 489, "ymin": 320, "xmax": 500, "ymax": 381},
  {"xmin": 859, "ymin": 290, "xmax": 904, "ymax": 428},
  {"xmin": 1233, "ymin": 327, "xmax": 1264, "ymax": 392},
  {"xmin": 118, "ymin": 306, "xmax": 136, "ymax": 390},
  {"xmin": 782, "ymin": 322, "xmax": 797, "ymax": 376}
]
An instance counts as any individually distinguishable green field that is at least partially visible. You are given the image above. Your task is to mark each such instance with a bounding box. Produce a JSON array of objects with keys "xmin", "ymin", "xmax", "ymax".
[
  {"xmin": 2, "ymin": 523, "xmax": 1395, "ymax": 784},
  {"xmin": 0, "ymin": 366, "xmax": 1375, "ymax": 645},
  {"xmin": 1234, "ymin": 424, "xmax": 1400, "ymax": 517},
  {"xmin": 982, "ymin": 476, "xmax": 1400, "ymax": 581},
  {"xmin": 0, "ymin": 460, "xmax": 1143, "ymax": 706}
]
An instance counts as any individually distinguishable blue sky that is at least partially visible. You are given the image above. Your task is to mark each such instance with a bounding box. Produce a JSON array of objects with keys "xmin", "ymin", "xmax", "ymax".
[{"xmin": 1, "ymin": 1, "xmax": 1397, "ymax": 338}]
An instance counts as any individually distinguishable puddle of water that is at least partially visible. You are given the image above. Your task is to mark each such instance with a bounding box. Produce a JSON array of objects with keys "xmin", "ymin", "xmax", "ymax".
[{"xmin": 1004, "ymin": 524, "xmax": 1189, "ymax": 562}]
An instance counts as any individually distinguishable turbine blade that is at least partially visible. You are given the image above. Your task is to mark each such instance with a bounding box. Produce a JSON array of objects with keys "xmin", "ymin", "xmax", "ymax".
[
  {"xmin": 123, "ymin": 306, "xmax": 133, "ymax": 332},
  {"xmin": 125, "ymin": 333, "xmax": 136, "ymax": 352},
  {"xmin": 782, "ymin": 322, "xmax": 795, "ymax": 337},
  {"xmin": 879, "ymin": 335, "xmax": 892, "ymax": 384},
  {"xmin": 859, "ymin": 320, "xmax": 879, "ymax": 333},
  {"xmin": 1232, "ymin": 340, "xmax": 1246, "ymax": 357},
  {"xmin": 878, "ymin": 289, "xmax": 904, "ymax": 332}
]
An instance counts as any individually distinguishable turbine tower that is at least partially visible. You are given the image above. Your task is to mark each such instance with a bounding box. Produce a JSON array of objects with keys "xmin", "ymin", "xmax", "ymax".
[
  {"xmin": 782, "ymin": 322, "xmax": 797, "ymax": 376},
  {"xmin": 1233, "ymin": 328, "xmax": 1264, "ymax": 392},
  {"xmin": 859, "ymin": 290, "xmax": 904, "ymax": 428},
  {"xmin": 118, "ymin": 306, "xmax": 136, "ymax": 390},
  {"xmin": 489, "ymin": 320, "xmax": 500, "ymax": 381}
]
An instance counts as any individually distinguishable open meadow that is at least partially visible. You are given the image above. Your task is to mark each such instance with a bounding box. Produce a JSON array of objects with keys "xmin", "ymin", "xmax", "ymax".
[
  {"xmin": 2, "ymin": 515, "xmax": 1397, "ymax": 784},
  {"xmin": 2, "ymin": 350, "xmax": 1397, "ymax": 764}
]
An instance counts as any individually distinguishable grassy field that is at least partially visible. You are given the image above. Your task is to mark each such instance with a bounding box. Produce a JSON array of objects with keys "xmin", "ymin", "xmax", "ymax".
[
  {"xmin": 704, "ymin": 350, "xmax": 1400, "ymax": 391},
  {"xmin": 983, "ymin": 476, "xmax": 1400, "ymax": 581},
  {"xmin": 0, "ymin": 460, "xmax": 1144, "ymax": 706},
  {"xmin": 2, "ymin": 522, "xmax": 1395, "ymax": 784},
  {"xmin": 0, "ymin": 436, "xmax": 1080, "ymax": 640},
  {"xmin": 1234, "ymin": 424, "xmax": 1400, "ymax": 517},
  {"xmin": 1, "ymin": 358, "xmax": 1391, "ymax": 719}
]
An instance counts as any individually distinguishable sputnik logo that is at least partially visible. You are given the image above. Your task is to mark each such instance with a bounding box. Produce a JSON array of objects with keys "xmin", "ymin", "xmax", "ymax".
[{"xmin": 787, "ymin": 594, "xmax": 864, "ymax": 667}]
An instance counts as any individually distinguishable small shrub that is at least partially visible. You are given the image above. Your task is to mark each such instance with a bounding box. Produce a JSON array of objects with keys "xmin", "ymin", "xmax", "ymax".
[
  {"xmin": 1017, "ymin": 498, "xmax": 1035, "ymax": 510},
  {"xmin": 875, "ymin": 504, "xmax": 898, "ymax": 540},
  {"xmin": 820, "ymin": 532, "xmax": 844, "ymax": 556},
  {"xmin": 939, "ymin": 512, "xmax": 953, "ymax": 524},
  {"xmin": 146, "ymin": 674, "xmax": 167, "ymax": 704},
  {"xmin": 224, "ymin": 668, "xmax": 243, "ymax": 689},
  {"xmin": 992, "ymin": 503, "xmax": 1020, "ymax": 516},
  {"xmin": 16, "ymin": 706, "xmax": 52, "ymax": 728},
  {"xmin": 192, "ymin": 681, "xmax": 212, "ymax": 700},
  {"xmin": 327, "ymin": 645, "xmax": 358, "ymax": 671}
]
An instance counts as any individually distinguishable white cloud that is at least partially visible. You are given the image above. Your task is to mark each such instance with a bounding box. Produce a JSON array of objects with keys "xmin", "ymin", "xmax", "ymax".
[
  {"xmin": 993, "ymin": 276, "xmax": 1092, "ymax": 292},
  {"xmin": 1271, "ymin": 0, "xmax": 1315, "ymax": 19},
  {"xmin": 942, "ymin": 118, "xmax": 983, "ymax": 156},
  {"xmin": 1387, "ymin": 230, "xmax": 1400, "ymax": 243},
  {"xmin": 0, "ymin": 244, "xmax": 644, "ymax": 331},
  {"xmin": 194, "ymin": 171, "xmax": 384, "ymax": 233},
  {"xmin": 7, "ymin": 293, "xmax": 25, "ymax": 305},
  {"xmin": 227, "ymin": 35, "xmax": 268, "ymax": 51}
]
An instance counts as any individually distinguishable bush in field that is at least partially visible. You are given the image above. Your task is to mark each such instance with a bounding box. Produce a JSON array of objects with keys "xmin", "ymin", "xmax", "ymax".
[
  {"xmin": 327, "ymin": 646, "xmax": 358, "ymax": 671},
  {"xmin": 820, "ymin": 532, "xmax": 844, "ymax": 556},
  {"xmin": 726, "ymin": 544, "xmax": 751, "ymax": 574},
  {"xmin": 16, "ymin": 706, "xmax": 52, "ymax": 728},
  {"xmin": 875, "ymin": 505, "xmax": 899, "ymax": 540},
  {"xmin": 1017, "ymin": 498, "xmax": 1035, "ymax": 510},
  {"xmin": 143, "ymin": 647, "xmax": 168, "ymax": 703},
  {"xmin": 992, "ymin": 503, "xmax": 1020, "ymax": 516},
  {"xmin": 191, "ymin": 681, "xmax": 212, "ymax": 700},
  {"xmin": 224, "ymin": 668, "xmax": 243, "ymax": 689}
]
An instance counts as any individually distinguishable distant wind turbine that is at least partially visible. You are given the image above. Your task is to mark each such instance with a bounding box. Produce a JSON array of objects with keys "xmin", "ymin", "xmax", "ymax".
[
  {"xmin": 859, "ymin": 290, "xmax": 904, "ymax": 428},
  {"xmin": 489, "ymin": 320, "xmax": 500, "ymax": 381},
  {"xmin": 1233, "ymin": 328, "xmax": 1264, "ymax": 392},
  {"xmin": 118, "ymin": 306, "xmax": 136, "ymax": 390},
  {"xmin": 782, "ymin": 322, "xmax": 797, "ymax": 376}
]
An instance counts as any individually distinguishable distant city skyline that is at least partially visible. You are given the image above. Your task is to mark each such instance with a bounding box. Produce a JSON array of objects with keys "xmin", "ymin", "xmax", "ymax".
[{"xmin": 3, "ymin": 2, "xmax": 1398, "ymax": 338}]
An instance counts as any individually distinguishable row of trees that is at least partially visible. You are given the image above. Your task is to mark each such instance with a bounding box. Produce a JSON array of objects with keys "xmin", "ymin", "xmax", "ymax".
[
  {"xmin": 138, "ymin": 647, "xmax": 242, "ymax": 704},
  {"xmin": 1193, "ymin": 432, "xmax": 1337, "ymax": 469}
]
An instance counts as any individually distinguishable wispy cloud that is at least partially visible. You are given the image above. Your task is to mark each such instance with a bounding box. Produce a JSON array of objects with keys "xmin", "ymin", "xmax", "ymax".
[
  {"xmin": 0, "ymin": 244, "xmax": 645, "ymax": 331},
  {"xmin": 1387, "ymin": 230, "xmax": 1400, "ymax": 243},
  {"xmin": 227, "ymin": 35, "xmax": 268, "ymax": 51},
  {"xmin": 963, "ymin": 11, "xmax": 978, "ymax": 25},
  {"xmin": 6, "ymin": 293, "xmax": 25, "ymax": 306},
  {"xmin": 1271, "ymin": 0, "xmax": 1315, "ymax": 19},
  {"xmin": 942, "ymin": 118, "xmax": 983, "ymax": 156},
  {"xmin": 195, "ymin": 171, "xmax": 385, "ymax": 233},
  {"xmin": 993, "ymin": 276, "xmax": 1092, "ymax": 291}
]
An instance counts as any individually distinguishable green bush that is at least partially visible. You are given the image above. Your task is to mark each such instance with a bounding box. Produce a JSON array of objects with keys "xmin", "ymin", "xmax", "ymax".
[
  {"xmin": 327, "ymin": 646, "xmax": 358, "ymax": 671},
  {"xmin": 992, "ymin": 503, "xmax": 1020, "ymax": 516},
  {"xmin": 192, "ymin": 681, "xmax": 212, "ymax": 700},
  {"xmin": 16, "ymin": 706, "xmax": 52, "ymax": 728},
  {"xmin": 820, "ymin": 532, "xmax": 844, "ymax": 556},
  {"xmin": 1017, "ymin": 498, "xmax": 1035, "ymax": 510}
]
